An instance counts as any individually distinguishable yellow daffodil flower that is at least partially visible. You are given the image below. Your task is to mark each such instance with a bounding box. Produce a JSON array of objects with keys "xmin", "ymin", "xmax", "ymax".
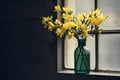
[
  {"xmin": 48, "ymin": 22, "xmax": 55, "ymax": 31},
  {"xmin": 89, "ymin": 17, "xmax": 96, "ymax": 26},
  {"xmin": 83, "ymin": 13, "xmax": 89, "ymax": 20},
  {"xmin": 42, "ymin": 16, "xmax": 53, "ymax": 24},
  {"xmin": 94, "ymin": 9, "xmax": 101, "ymax": 16},
  {"xmin": 62, "ymin": 6, "xmax": 71, "ymax": 13},
  {"xmin": 80, "ymin": 24, "xmax": 86, "ymax": 30},
  {"xmin": 56, "ymin": 28, "xmax": 63, "ymax": 37},
  {"xmin": 62, "ymin": 13, "xmax": 68, "ymax": 18},
  {"xmin": 77, "ymin": 21, "xmax": 82, "ymax": 28},
  {"xmin": 89, "ymin": 13, "xmax": 106, "ymax": 26},
  {"xmin": 42, "ymin": 17, "xmax": 48, "ymax": 24},
  {"xmin": 94, "ymin": 14, "xmax": 106, "ymax": 26},
  {"xmin": 62, "ymin": 13, "xmax": 74, "ymax": 22},
  {"xmin": 54, "ymin": 5, "xmax": 61, "ymax": 12},
  {"xmin": 82, "ymin": 30, "xmax": 89, "ymax": 39},
  {"xmin": 62, "ymin": 23, "xmax": 69, "ymax": 30},
  {"xmin": 67, "ymin": 21, "xmax": 76, "ymax": 29},
  {"xmin": 55, "ymin": 19, "xmax": 62, "ymax": 26},
  {"xmin": 68, "ymin": 14, "xmax": 74, "ymax": 21},
  {"xmin": 67, "ymin": 32, "xmax": 74, "ymax": 39},
  {"xmin": 90, "ymin": 9, "xmax": 101, "ymax": 17},
  {"xmin": 77, "ymin": 14, "xmax": 84, "ymax": 21}
]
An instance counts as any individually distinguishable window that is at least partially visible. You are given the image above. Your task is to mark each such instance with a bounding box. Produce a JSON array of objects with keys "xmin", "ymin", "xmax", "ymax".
[{"xmin": 57, "ymin": 0, "xmax": 120, "ymax": 76}]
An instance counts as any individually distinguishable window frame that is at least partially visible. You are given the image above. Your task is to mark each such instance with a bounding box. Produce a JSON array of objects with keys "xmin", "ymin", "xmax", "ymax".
[{"xmin": 57, "ymin": 0, "xmax": 120, "ymax": 76}]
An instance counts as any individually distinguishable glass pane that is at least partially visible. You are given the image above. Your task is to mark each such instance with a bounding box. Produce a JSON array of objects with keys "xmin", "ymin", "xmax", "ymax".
[
  {"xmin": 64, "ymin": 36, "xmax": 77, "ymax": 69},
  {"xmin": 65, "ymin": 0, "xmax": 94, "ymax": 16},
  {"xmin": 87, "ymin": 36, "xmax": 95, "ymax": 70},
  {"xmin": 99, "ymin": 34, "xmax": 120, "ymax": 71},
  {"xmin": 98, "ymin": 0, "xmax": 120, "ymax": 30},
  {"xmin": 64, "ymin": 0, "xmax": 95, "ymax": 69}
]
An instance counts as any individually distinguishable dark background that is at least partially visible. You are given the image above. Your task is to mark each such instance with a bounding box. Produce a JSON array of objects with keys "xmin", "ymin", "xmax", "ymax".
[{"xmin": 0, "ymin": 0, "xmax": 120, "ymax": 80}]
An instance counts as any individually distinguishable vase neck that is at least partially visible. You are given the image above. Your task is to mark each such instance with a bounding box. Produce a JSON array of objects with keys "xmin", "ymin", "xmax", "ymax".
[{"xmin": 77, "ymin": 39, "xmax": 86, "ymax": 47}]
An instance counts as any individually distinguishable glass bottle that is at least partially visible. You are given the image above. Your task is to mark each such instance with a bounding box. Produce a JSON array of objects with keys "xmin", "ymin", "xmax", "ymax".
[{"xmin": 74, "ymin": 39, "xmax": 90, "ymax": 74}]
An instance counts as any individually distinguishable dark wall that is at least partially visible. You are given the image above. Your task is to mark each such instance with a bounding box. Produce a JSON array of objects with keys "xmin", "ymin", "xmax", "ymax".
[
  {"xmin": 0, "ymin": 0, "xmax": 57, "ymax": 80},
  {"xmin": 0, "ymin": 0, "xmax": 120, "ymax": 80}
]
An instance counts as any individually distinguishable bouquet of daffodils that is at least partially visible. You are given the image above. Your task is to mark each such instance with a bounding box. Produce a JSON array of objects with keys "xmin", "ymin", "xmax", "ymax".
[{"xmin": 42, "ymin": 5, "xmax": 107, "ymax": 39}]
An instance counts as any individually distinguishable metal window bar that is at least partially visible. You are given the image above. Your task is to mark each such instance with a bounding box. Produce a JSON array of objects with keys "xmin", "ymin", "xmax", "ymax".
[{"xmin": 94, "ymin": 0, "xmax": 99, "ymax": 72}]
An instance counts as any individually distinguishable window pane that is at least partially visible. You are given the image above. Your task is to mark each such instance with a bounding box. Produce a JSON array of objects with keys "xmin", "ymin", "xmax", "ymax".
[
  {"xmin": 99, "ymin": 34, "xmax": 120, "ymax": 71},
  {"xmin": 65, "ymin": 0, "xmax": 94, "ymax": 16},
  {"xmin": 64, "ymin": 0, "xmax": 95, "ymax": 69},
  {"xmin": 64, "ymin": 37, "xmax": 77, "ymax": 69},
  {"xmin": 87, "ymin": 36, "xmax": 95, "ymax": 70},
  {"xmin": 98, "ymin": 0, "xmax": 120, "ymax": 30}
]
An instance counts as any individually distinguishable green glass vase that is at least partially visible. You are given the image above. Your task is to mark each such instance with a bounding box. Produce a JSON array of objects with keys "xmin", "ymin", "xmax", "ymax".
[{"xmin": 74, "ymin": 39, "xmax": 90, "ymax": 74}]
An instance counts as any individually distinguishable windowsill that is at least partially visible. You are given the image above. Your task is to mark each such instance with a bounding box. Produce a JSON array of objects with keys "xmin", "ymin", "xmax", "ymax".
[{"xmin": 58, "ymin": 70, "xmax": 120, "ymax": 77}]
